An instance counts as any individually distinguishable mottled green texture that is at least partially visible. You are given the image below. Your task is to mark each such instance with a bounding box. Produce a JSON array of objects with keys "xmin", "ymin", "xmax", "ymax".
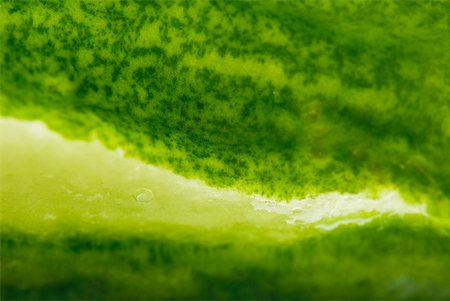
[
  {"xmin": 2, "ymin": 218, "xmax": 450, "ymax": 300},
  {"xmin": 1, "ymin": 0, "xmax": 450, "ymax": 202}
]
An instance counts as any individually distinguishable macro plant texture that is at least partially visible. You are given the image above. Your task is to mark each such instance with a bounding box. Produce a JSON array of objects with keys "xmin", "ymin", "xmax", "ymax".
[{"xmin": 1, "ymin": 0, "xmax": 450, "ymax": 300}]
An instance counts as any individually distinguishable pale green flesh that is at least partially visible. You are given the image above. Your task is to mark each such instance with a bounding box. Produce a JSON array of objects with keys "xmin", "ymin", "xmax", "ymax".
[
  {"xmin": 0, "ymin": 117, "xmax": 440, "ymax": 238},
  {"xmin": 1, "ymin": 117, "xmax": 450, "ymax": 299}
]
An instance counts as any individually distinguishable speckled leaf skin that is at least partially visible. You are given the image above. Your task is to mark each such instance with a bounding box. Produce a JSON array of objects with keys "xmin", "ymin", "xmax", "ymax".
[{"xmin": 1, "ymin": 0, "xmax": 450, "ymax": 204}]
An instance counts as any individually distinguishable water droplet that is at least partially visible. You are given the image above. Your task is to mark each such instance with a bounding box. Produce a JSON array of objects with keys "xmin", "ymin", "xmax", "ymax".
[
  {"xmin": 44, "ymin": 213, "xmax": 57, "ymax": 220},
  {"xmin": 134, "ymin": 188, "xmax": 154, "ymax": 202}
]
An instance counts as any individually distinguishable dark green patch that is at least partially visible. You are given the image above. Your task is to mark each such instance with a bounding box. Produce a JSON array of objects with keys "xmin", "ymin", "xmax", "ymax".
[
  {"xmin": 0, "ymin": 0, "xmax": 449, "ymax": 208},
  {"xmin": 1, "ymin": 218, "xmax": 450, "ymax": 300}
]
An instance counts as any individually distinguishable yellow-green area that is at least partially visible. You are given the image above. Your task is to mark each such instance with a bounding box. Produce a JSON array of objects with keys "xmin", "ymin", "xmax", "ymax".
[
  {"xmin": 1, "ymin": 117, "xmax": 450, "ymax": 299},
  {"xmin": 2, "ymin": 221, "xmax": 450, "ymax": 300},
  {"xmin": 2, "ymin": 117, "xmax": 446, "ymax": 236},
  {"xmin": 0, "ymin": 118, "xmax": 294, "ymax": 240}
]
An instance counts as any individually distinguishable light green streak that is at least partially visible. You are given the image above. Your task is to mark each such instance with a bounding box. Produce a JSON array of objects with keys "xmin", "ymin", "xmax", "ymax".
[{"xmin": 1, "ymin": 117, "xmax": 442, "ymax": 238}]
